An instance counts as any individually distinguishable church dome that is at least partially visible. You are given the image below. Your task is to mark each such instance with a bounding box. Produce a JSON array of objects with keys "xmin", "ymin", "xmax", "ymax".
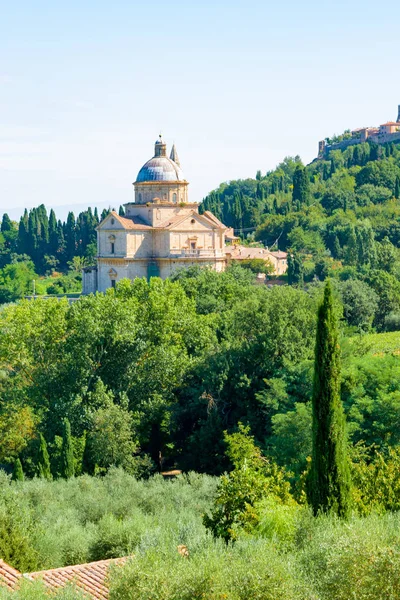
[
  {"xmin": 135, "ymin": 156, "xmax": 185, "ymax": 183},
  {"xmin": 135, "ymin": 136, "xmax": 186, "ymax": 183}
]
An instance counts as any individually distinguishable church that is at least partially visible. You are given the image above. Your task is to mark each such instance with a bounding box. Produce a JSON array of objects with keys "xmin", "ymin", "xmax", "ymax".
[{"xmin": 83, "ymin": 136, "xmax": 287, "ymax": 294}]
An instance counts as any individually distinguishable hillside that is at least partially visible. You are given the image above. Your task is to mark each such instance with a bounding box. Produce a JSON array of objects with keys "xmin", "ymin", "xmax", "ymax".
[{"xmin": 200, "ymin": 139, "xmax": 400, "ymax": 331}]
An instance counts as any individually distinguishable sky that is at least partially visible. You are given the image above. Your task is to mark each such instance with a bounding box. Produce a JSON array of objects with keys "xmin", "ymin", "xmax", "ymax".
[{"xmin": 1, "ymin": 0, "xmax": 400, "ymax": 220}]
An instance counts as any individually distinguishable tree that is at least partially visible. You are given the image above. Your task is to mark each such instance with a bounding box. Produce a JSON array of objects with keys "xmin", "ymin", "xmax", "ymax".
[
  {"xmin": 60, "ymin": 419, "xmax": 75, "ymax": 478},
  {"xmin": 376, "ymin": 236, "xmax": 397, "ymax": 273},
  {"xmin": 339, "ymin": 279, "xmax": 378, "ymax": 332},
  {"xmin": 85, "ymin": 381, "xmax": 138, "ymax": 473},
  {"xmin": 287, "ymin": 252, "xmax": 304, "ymax": 286},
  {"xmin": 12, "ymin": 458, "xmax": 24, "ymax": 481},
  {"xmin": 0, "ymin": 260, "xmax": 37, "ymax": 303},
  {"xmin": 203, "ymin": 425, "xmax": 292, "ymax": 541},
  {"xmin": 1, "ymin": 214, "xmax": 13, "ymax": 233},
  {"xmin": 292, "ymin": 165, "xmax": 310, "ymax": 206},
  {"xmin": 332, "ymin": 234, "xmax": 341, "ymax": 259},
  {"xmin": 37, "ymin": 433, "xmax": 52, "ymax": 480},
  {"xmin": 395, "ymin": 176, "xmax": 400, "ymax": 200},
  {"xmin": 307, "ymin": 281, "xmax": 351, "ymax": 517}
]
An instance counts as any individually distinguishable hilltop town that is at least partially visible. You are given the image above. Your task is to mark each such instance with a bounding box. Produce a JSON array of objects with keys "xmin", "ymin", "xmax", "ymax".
[{"xmin": 318, "ymin": 104, "xmax": 400, "ymax": 158}]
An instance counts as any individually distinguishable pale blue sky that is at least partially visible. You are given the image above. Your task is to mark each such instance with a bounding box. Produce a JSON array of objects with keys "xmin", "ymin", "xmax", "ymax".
[{"xmin": 1, "ymin": 0, "xmax": 399, "ymax": 219}]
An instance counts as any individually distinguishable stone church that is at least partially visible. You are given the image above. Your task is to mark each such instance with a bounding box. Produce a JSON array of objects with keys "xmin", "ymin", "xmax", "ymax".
[
  {"xmin": 83, "ymin": 136, "xmax": 227, "ymax": 293},
  {"xmin": 83, "ymin": 136, "xmax": 287, "ymax": 294}
]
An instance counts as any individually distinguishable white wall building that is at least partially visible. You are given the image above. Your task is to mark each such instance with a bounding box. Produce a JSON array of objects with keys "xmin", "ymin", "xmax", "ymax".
[{"xmin": 83, "ymin": 136, "xmax": 227, "ymax": 293}]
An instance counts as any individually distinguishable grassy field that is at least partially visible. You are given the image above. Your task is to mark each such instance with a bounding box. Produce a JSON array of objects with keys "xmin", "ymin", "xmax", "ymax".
[{"xmin": 348, "ymin": 330, "xmax": 400, "ymax": 355}]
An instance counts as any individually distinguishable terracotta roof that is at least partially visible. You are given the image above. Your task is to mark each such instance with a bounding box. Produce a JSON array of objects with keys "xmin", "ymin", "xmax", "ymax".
[
  {"xmin": 0, "ymin": 557, "xmax": 129, "ymax": 598},
  {"xmin": 155, "ymin": 211, "xmax": 225, "ymax": 230},
  {"xmin": 115, "ymin": 214, "xmax": 151, "ymax": 230},
  {"xmin": 0, "ymin": 560, "xmax": 21, "ymax": 590},
  {"xmin": 381, "ymin": 122, "xmax": 400, "ymax": 126},
  {"xmin": 155, "ymin": 213, "xmax": 193, "ymax": 229},
  {"xmin": 203, "ymin": 210, "xmax": 226, "ymax": 228},
  {"xmin": 269, "ymin": 251, "xmax": 287, "ymax": 259},
  {"xmin": 227, "ymin": 245, "xmax": 287, "ymax": 260},
  {"xmin": 27, "ymin": 557, "xmax": 128, "ymax": 599}
]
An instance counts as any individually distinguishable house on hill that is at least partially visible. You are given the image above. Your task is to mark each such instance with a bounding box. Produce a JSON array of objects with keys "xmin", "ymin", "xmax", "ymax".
[{"xmin": 318, "ymin": 104, "xmax": 400, "ymax": 158}]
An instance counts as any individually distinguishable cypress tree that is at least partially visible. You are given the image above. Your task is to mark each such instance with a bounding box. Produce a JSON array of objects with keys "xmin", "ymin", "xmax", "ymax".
[
  {"xmin": 307, "ymin": 281, "xmax": 351, "ymax": 517},
  {"xmin": 292, "ymin": 165, "xmax": 310, "ymax": 206},
  {"xmin": 12, "ymin": 458, "xmax": 24, "ymax": 481},
  {"xmin": 287, "ymin": 251, "xmax": 304, "ymax": 286},
  {"xmin": 1, "ymin": 214, "xmax": 12, "ymax": 233},
  {"xmin": 61, "ymin": 419, "xmax": 75, "ymax": 479},
  {"xmin": 395, "ymin": 176, "xmax": 400, "ymax": 200},
  {"xmin": 38, "ymin": 434, "xmax": 52, "ymax": 480},
  {"xmin": 64, "ymin": 212, "xmax": 76, "ymax": 262},
  {"xmin": 332, "ymin": 234, "xmax": 341, "ymax": 259},
  {"xmin": 48, "ymin": 209, "xmax": 59, "ymax": 256}
]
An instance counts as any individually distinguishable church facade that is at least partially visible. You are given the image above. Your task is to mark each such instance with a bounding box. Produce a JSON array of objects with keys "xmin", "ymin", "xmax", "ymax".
[{"xmin": 83, "ymin": 137, "xmax": 227, "ymax": 293}]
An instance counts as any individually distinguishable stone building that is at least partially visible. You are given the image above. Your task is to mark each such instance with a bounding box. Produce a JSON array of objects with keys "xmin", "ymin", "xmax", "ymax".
[
  {"xmin": 317, "ymin": 104, "xmax": 400, "ymax": 158},
  {"xmin": 83, "ymin": 136, "xmax": 227, "ymax": 293},
  {"xmin": 83, "ymin": 136, "xmax": 288, "ymax": 294}
]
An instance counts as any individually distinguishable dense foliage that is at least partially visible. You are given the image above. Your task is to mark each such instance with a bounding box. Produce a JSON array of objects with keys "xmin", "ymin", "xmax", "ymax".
[
  {"xmin": 0, "ymin": 266, "xmax": 399, "ymax": 488},
  {"xmin": 201, "ymin": 141, "xmax": 400, "ymax": 333},
  {"xmin": 0, "ymin": 205, "xmax": 124, "ymax": 301}
]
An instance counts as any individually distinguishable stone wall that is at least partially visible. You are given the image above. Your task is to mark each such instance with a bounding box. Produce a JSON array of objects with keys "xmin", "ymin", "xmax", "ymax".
[
  {"xmin": 82, "ymin": 267, "xmax": 98, "ymax": 295},
  {"xmin": 321, "ymin": 131, "xmax": 400, "ymax": 158}
]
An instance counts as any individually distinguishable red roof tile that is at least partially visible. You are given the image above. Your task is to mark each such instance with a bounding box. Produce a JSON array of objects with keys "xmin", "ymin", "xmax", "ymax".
[
  {"xmin": 27, "ymin": 557, "xmax": 128, "ymax": 599},
  {"xmin": 0, "ymin": 559, "xmax": 22, "ymax": 590},
  {"xmin": 0, "ymin": 557, "xmax": 129, "ymax": 598}
]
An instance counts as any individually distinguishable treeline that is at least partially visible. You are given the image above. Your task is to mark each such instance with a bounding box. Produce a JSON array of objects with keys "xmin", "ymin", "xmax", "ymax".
[
  {"xmin": 0, "ymin": 204, "xmax": 126, "ymax": 301},
  {"xmin": 200, "ymin": 140, "xmax": 400, "ymax": 232},
  {"xmin": 0, "ymin": 204, "xmax": 125, "ymax": 273}
]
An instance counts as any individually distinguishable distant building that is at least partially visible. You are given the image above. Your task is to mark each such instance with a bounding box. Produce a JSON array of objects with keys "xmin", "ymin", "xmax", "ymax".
[
  {"xmin": 318, "ymin": 104, "xmax": 400, "ymax": 158},
  {"xmin": 226, "ymin": 245, "xmax": 287, "ymax": 276},
  {"xmin": 83, "ymin": 137, "xmax": 287, "ymax": 294}
]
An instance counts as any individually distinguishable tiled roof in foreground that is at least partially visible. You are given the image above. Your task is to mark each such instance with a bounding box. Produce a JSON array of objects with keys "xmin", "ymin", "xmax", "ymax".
[
  {"xmin": 0, "ymin": 560, "xmax": 22, "ymax": 590},
  {"xmin": 0, "ymin": 557, "xmax": 129, "ymax": 598}
]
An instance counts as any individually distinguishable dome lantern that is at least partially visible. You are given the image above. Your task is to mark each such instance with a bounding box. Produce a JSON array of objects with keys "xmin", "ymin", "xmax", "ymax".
[{"xmin": 154, "ymin": 134, "xmax": 167, "ymax": 157}]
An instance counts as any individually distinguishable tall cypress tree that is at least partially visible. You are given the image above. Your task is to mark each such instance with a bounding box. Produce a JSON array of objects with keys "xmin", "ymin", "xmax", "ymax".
[
  {"xmin": 12, "ymin": 458, "xmax": 24, "ymax": 481},
  {"xmin": 18, "ymin": 210, "xmax": 29, "ymax": 255},
  {"xmin": 38, "ymin": 434, "xmax": 52, "ymax": 480},
  {"xmin": 61, "ymin": 419, "xmax": 75, "ymax": 479},
  {"xmin": 307, "ymin": 281, "xmax": 351, "ymax": 517},
  {"xmin": 287, "ymin": 251, "xmax": 304, "ymax": 286},
  {"xmin": 64, "ymin": 212, "xmax": 76, "ymax": 263},
  {"xmin": 292, "ymin": 165, "xmax": 310, "ymax": 206},
  {"xmin": 332, "ymin": 234, "xmax": 341, "ymax": 259},
  {"xmin": 395, "ymin": 176, "xmax": 400, "ymax": 200},
  {"xmin": 48, "ymin": 209, "xmax": 59, "ymax": 257},
  {"xmin": 1, "ymin": 214, "xmax": 12, "ymax": 233}
]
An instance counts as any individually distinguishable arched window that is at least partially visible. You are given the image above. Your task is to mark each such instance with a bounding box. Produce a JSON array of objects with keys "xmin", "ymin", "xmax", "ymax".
[
  {"xmin": 173, "ymin": 193, "xmax": 177, "ymax": 203},
  {"xmin": 138, "ymin": 193, "xmax": 142, "ymax": 202}
]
